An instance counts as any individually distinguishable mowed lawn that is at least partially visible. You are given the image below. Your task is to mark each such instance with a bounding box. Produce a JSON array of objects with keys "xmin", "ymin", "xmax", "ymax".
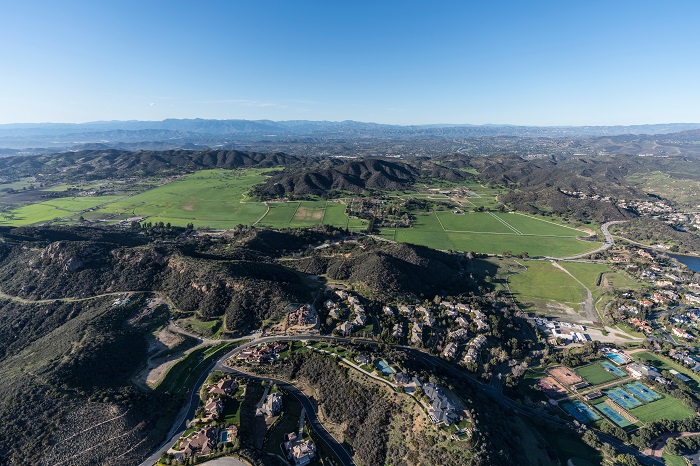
[
  {"xmin": 387, "ymin": 211, "xmax": 600, "ymax": 257},
  {"xmin": 256, "ymin": 202, "xmax": 303, "ymax": 227},
  {"xmin": 628, "ymin": 393, "xmax": 694, "ymax": 422},
  {"xmin": 322, "ymin": 202, "xmax": 350, "ymax": 228},
  {"xmin": 492, "ymin": 212, "xmax": 584, "ymax": 237},
  {"xmin": 391, "ymin": 213, "xmax": 456, "ymax": 251},
  {"xmin": 574, "ymin": 362, "xmax": 619, "ymax": 385},
  {"xmin": 446, "ymin": 233, "xmax": 596, "ymax": 257},
  {"xmin": 508, "ymin": 260, "xmax": 586, "ymax": 311},
  {"xmin": 435, "ymin": 211, "xmax": 514, "ymax": 233}
]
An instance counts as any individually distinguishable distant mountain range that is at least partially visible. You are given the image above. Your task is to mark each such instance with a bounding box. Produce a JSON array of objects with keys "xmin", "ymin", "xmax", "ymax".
[{"xmin": 1, "ymin": 118, "xmax": 700, "ymax": 152}]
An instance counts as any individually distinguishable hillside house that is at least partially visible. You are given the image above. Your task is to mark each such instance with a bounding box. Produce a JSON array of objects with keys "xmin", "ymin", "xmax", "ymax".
[
  {"xmin": 258, "ymin": 392, "xmax": 283, "ymax": 417},
  {"xmin": 207, "ymin": 378, "xmax": 238, "ymax": 396},
  {"xmin": 423, "ymin": 383, "xmax": 461, "ymax": 425},
  {"xmin": 284, "ymin": 432, "xmax": 316, "ymax": 466},
  {"xmin": 442, "ymin": 342, "xmax": 458, "ymax": 360},
  {"xmin": 673, "ymin": 327, "xmax": 694, "ymax": 340},
  {"xmin": 337, "ymin": 321, "xmax": 354, "ymax": 336},
  {"xmin": 204, "ymin": 398, "xmax": 223, "ymax": 420},
  {"xmin": 174, "ymin": 426, "xmax": 218, "ymax": 459},
  {"xmin": 411, "ymin": 322, "xmax": 425, "ymax": 344}
]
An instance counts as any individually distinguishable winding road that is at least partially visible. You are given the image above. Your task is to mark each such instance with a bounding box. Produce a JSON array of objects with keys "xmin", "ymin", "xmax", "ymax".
[
  {"xmin": 140, "ymin": 334, "xmax": 662, "ymax": 466},
  {"xmin": 553, "ymin": 220, "xmax": 626, "ymax": 260},
  {"xmin": 139, "ymin": 337, "xmax": 355, "ymax": 466}
]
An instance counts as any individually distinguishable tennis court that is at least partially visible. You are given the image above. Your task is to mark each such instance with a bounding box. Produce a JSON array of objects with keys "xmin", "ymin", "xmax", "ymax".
[
  {"xmin": 595, "ymin": 402, "xmax": 634, "ymax": 428},
  {"xmin": 560, "ymin": 400, "xmax": 601, "ymax": 423},
  {"xmin": 605, "ymin": 387, "xmax": 642, "ymax": 409},
  {"xmin": 600, "ymin": 361, "xmax": 626, "ymax": 377},
  {"xmin": 624, "ymin": 382, "xmax": 662, "ymax": 403}
]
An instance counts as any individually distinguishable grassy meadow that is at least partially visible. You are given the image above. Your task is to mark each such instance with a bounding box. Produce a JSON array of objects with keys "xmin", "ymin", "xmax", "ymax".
[
  {"xmin": 0, "ymin": 168, "xmax": 600, "ymax": 257},
  {"xmin": 507, "ymin": 260, "xmax": 587, "ymax": 314}
]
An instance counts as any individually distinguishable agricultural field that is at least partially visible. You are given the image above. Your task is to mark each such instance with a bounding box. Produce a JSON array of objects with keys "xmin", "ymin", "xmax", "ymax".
[
  {"xmin": 0, "ymin": 195, "xmax": 122, "ymax": 226},
  {"xmin": 435, "ymin": 211, "xmax": 514, "ymax": 233},
  {"xmin": 383, "ymin": 211, "xmax": 598, "ymax": 257},
  {"xmin": 0, "ymin": 167, "xmax": 601, "ymax": 257},
  {"xmin": 96, "ymin": 169, "xmax": 270, "ymax": 226}
]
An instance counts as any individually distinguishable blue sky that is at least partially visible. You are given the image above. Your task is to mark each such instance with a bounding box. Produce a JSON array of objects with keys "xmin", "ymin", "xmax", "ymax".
[{"xmin": 1, "ymin": 0, "xmax": 699, "ymax": 125}]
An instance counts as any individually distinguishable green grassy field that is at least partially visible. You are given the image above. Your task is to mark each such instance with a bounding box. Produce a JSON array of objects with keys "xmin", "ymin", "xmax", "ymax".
[
  {"xmin": 574, "ymin": 362, "xmax": 620, "ymax": 385},
  {"xmin": 256, "ymin": 201, "xmax": 302, "ymax": 227},
  {"xmin": 601, "ymin": 271, "xmax": 643, "ymax": 290},
  {"xmin": 558, "ymin": 262, "xmax": 609, "ymax": 289},
  {"xmin": 435, "ymin": 211, "xmax": 514, "ymax": 233},
  {"xmin": 628, "ymin": 393, "xmax": 694, "ymax": 422},
  {"xmin": 155, "ymin": 342, "xmax": 237, "ymax": 399},
  {"xmin": 662, "ymin": 450, "xmax": 688, "ymax": 466},
  {"xmin": 0, "ymin": 168, "xmax": 600, "ymax": 257},
  {"xmin": 508, "ymin": 260, "xmax": 586, "ymax": 312},
  {"xmin": 97, "ymin": 169, "xmax": 270, "ymax": 226},
  {"xmin": 177, "ymin": 316, "xmax": 223, "ymax": 338},
  {"xmin": 492, "ymin": 212, "xmax": 584, "ymax": 236},
  {"xmin": 0, "ymin": 177, "xmax": 37, "ymax": 192},
  {"xmin": 322, "ymin": 202, "xmax": 350, "ymax": 228},
  {"xmin": 385, "ymin": 211, "xmax": 599, "ymax": 257},
  {"xmin": 0, "ymin": 196, "xmax": 123, "ymax": 226}
]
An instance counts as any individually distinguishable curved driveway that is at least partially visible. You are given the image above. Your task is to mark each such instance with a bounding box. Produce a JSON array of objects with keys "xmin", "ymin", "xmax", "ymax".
[
  {"xmin": 140, "ymin": 337, "xmax": 355, "ymax": 466},
  {"xmin": 219, "ymin": 365, "xmax": 355, "ymax": 466},
  {"xmin": 142, "ymin": 333, "xmax": 662, "ymax": 466}
]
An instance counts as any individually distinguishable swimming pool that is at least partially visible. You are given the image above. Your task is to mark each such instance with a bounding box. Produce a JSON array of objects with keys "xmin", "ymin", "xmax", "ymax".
[{"xmin": 606, "ymin": 352, "xmax": 626, "ymax": 365}]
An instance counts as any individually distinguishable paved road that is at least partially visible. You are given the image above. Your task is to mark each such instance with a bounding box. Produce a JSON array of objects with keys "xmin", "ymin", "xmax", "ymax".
[
  {"xmin": 553, "ymin": 220, "xmax": 626, "ymax": 260},
  {"xmin": 141, "ymin": 334, "xmax": 663, "ymax": 466},
  {"xmin": 219, "ymin": 366, "xmax": 356, "ymax": 466},
  {"xmin": 139, "ymin": 338, "xmax": 355, "ymax": 466}
]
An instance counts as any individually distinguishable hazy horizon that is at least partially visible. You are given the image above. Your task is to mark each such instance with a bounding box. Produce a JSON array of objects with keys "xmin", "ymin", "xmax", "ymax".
[{"xmin": 1, "ymin": 118, "xmax": 700, "ymax": 128}]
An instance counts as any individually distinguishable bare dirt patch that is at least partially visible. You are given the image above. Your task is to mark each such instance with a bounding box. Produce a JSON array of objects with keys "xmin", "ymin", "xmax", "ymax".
[
  {"xmin": 181, "ymin": 204, "xmax": 194, "ymax": 211},
  {"xmin": 134, "ymin": 325, "xmax": 203, "ymax": 388},
  {"xmin": 538, "ymin": 376, "xmax": 568, "ymax": 398},
  {"xmin": 294, "ymin": 206, "xmax": 324, "ymax": 221},
  {"xmin": 548, "ymin": 366, "xmax": 583, "ymax": 387},
  {"xmin": 545, "ymin": 301, "xmax": 576, "ymax": 315}
]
